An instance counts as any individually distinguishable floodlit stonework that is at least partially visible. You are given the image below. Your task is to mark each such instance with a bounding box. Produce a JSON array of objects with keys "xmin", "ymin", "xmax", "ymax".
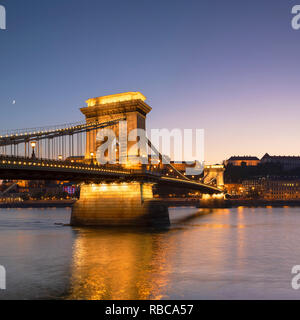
[
  {"xmin": 81, "ymin": 92, "xmax": 151, "ymax": 164},
  {"xmin": 71, "ymin": 93, "xmax": 169, "ymax": 227},
  {"xmin": 71, "ymin": 182, "xmax": 169, "ymax": 227}
]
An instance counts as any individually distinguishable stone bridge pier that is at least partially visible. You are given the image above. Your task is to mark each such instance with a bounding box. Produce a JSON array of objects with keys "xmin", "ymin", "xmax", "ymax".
[{"xmin": 71, "ymin": 182, "xmax": 169, "ymax": 227}]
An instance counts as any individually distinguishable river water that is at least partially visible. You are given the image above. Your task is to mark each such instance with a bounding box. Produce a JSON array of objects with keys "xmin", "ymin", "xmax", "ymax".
[{"xmin": 0, "ymin": 206, "xmax": 300, "ymax": 300}]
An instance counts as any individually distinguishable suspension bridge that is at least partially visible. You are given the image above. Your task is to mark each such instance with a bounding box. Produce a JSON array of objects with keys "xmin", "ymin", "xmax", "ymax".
[{"xmin": 0, "ymin": 92, "xmax": 224, "ymax": 227}]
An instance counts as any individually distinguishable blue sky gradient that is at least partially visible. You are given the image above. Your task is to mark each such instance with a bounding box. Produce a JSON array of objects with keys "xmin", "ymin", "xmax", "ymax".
[{"xmin": 0, "ymin": 0, "xmax": 300, "ymax": 163}]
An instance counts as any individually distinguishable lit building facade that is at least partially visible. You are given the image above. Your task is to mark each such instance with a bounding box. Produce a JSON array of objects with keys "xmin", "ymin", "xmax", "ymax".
[
  {"xmin": 242, "ymin": 178, "xmax": 300, "ymax": 200},
  {"xmin": 225, "ymin": 156, "xmax": 260, "ymax": 167}
]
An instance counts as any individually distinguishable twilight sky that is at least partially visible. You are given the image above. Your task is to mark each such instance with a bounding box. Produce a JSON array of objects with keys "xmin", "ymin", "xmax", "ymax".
[{"xmin": 0, "ymin": 0, "xmax": 300, "ymax": 164}]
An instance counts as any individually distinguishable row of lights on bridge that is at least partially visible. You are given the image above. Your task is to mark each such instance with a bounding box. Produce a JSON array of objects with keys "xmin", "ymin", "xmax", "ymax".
[{"xmin": 0, "ymin": 158, "xmax": 128, "ymax": 175}]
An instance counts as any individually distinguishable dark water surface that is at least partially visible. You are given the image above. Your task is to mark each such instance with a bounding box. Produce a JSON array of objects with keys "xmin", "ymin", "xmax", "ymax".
[{"xmin": 1, "ymin": 207, "xmax": 300, "ymax": 300}]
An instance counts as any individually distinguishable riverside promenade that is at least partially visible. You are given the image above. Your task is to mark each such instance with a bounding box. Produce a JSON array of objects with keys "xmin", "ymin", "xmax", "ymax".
[{"xmin": 1, "ymin": 199, "xmax": 300, "ymax": 209}]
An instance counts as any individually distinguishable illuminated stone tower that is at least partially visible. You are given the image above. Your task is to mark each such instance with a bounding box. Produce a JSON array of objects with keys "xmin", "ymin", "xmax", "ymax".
[
  {"xmin": 203, "ymin": 165, "xmax": 225, "ymax": 189},
  {"xmin": 80, "ymin": 92, "xmax": 151, "ymax": 164},
  {"xmin": 71, "ymin": 92, "xmax": 169, "ymax": 227}
]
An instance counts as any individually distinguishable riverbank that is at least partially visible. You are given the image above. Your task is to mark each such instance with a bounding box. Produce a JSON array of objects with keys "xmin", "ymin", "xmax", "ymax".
[
  {"xmin": 198, "ymin": 199, "xmax": 300, "ymax": 208},
  {"xmin": 1, "ymin": 199, "xmax": 300, "ymax": 209},
  {"xmin": 162, "ymin": 198, "xmax": 300, "ymax": 208},
  {"xmin": 0, "ymin": 200, "xmax": 76, "ymax": 208},
  {"xmin": 226, "ymin": 199, "xmax": 300, "ymax": 207}
]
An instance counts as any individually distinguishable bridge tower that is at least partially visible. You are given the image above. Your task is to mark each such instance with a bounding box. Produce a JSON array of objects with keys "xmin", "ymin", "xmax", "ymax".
[
  {"xmin": 203, "ymin": 165, "xmax": 225, "ymax": 189},
  {"xmin": 80, "ymin": 92, "xmax": 151, "ymax": 165},
  {"xmin": 71, "ymin": 92, "xmax": 169, "ymax": 227}
]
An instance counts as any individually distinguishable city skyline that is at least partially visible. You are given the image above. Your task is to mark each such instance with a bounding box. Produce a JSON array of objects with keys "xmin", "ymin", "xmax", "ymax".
[
  {"xmin": 3, "ymin": 1, "xmax": 300, "ymax": 303},
  {"xmin": 1, "ymin": 0, "xmax": 300, "ymax": 164}
]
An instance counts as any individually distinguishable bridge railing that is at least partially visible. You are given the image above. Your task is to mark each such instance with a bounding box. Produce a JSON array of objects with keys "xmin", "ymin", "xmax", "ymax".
[
  {"xmin": 0, "ymin": 154, "xmax": 134, "ymax": 173},
  {"xmin": 0, "ymin": 154, "xmax": 170, "ymax": 175},
  {"xmin": 0, "ymin": 154, "xmax": 180, "ymax": 179},
  {"xmin": 0, "ymin": 120, "xmax": 86, "ymax": 137}
]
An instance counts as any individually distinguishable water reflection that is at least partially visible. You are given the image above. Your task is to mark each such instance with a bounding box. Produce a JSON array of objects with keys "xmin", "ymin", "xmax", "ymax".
[
  {"xmin": 66, "ymin": 228, "xmax": 174, "ymax": 300},
  {"xmin": 66, "ymin": 208, "xmax": 243, "ymax": 300},
  {"xmin": 2, "ymin": 207, "xmax": 300, "ymax": 299}
]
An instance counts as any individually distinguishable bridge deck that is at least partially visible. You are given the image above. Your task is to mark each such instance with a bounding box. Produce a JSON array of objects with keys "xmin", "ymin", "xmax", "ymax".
[{"xmin": 0, "ymin": 156, "xmax": 222, "ymax": 194}]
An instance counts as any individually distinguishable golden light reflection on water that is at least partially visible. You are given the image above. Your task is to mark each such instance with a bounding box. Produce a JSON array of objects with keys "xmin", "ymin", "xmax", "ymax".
[
  {"xmin": 66, "ymin": 229, "xmax": 173, "ymax": 300},
  {"xmin": 65, "ymin": 208, "xmax": 272, "ymax": 300},
  {"xmin": 3, "ymin": 207, "xmax": 300, "ymax": 300}
]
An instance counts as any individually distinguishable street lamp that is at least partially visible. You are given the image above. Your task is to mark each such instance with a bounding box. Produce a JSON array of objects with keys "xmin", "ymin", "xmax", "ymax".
[
  {"xmin": 90, "ymin": 152, "xmax": 94, "ymax": 165},
  {"xmin": 58, "ymin": 155, "xmax": 63, "ymax": 161},
  {"xmin": 31, "ymin": 141, "xmax": 36, "ymax": 159}
]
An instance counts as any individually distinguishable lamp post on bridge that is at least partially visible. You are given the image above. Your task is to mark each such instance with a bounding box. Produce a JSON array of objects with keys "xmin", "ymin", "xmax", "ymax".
[
  {"xmin": 30, "ymin": 141, "xmax": 36, "ymax": 159},
  {"xmin": 90, "ymin": 152, "xmax": 94, "ymax": 165}
]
